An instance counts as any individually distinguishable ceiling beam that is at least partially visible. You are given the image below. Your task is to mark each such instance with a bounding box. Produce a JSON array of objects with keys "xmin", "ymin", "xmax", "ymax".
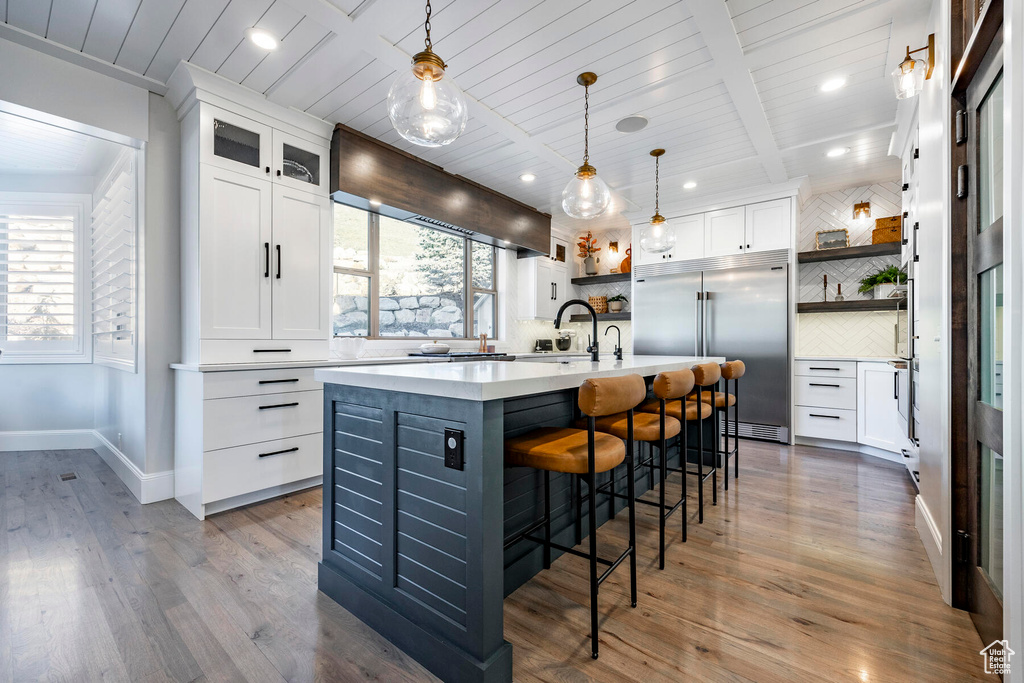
[
  {"xmin": 682, "ymin": 0, "xmax": 787, "ymax": 184},
  {"xmin": 278, "ymin": 0, "xmax": 639, "ymax": 212}
]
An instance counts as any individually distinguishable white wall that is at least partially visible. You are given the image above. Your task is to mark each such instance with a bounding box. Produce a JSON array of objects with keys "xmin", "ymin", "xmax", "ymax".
[
  {"xmin": 914, "ymin": 0, "xmax": 953, "ymax": 603},
  {"xmin": 0, "ymin": 365, "xmax": 96, "ymax": 432}
]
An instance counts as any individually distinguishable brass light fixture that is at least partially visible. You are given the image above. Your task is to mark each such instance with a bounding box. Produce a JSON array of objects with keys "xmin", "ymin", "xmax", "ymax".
[
  {"xmin": 387, "ymin": 0, "xmax": 468, "ymax": 147},
  {"xmin": 639, "ymin": 149, "xmax": 675, "ymax": 255},
  {"xmin": 892, "ymin": 33, "xmax": 935, "ymax": 99},
  {"xmin": 561, "ymin": 72, "xmax": 611, "ymax": 220},
  {"xmin": 853, "ymin": 201, "xmax": 871, "ymax": 220}
]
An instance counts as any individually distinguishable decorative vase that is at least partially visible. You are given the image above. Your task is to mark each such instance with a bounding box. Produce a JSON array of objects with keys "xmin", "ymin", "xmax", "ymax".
[
  {"xmin": 583, "ymin": 256, "xmax": 597, "ymax": 275},
  {"xmin": 608, "ymin": 301, "xmax": 624, "ymax": 313},
  {"xmin": 620, "ymin": 247, "xmax": 631, "ymax": 273}
]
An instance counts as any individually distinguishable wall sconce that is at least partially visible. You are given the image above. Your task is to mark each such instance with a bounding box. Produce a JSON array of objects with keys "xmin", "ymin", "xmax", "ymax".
[
  {"xmin": 853, "ymin": 202, "xmax": 871, "ymax": 220},
  {"xmin": 892, "ymin": 34, "xmax": 935, "ymax": 99},
  {"xmin": 609, "ymin": 241, "xmax": 619, "ymax": 253}
]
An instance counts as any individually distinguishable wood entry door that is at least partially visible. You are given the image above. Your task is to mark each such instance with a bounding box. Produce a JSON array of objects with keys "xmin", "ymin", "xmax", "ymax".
[{"xmin": 962, "ymin": 32, "xmax": 1005, "ymax": 648}]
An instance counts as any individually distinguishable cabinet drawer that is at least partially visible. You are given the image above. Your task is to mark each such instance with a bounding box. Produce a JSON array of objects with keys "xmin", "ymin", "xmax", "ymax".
[
  {"xmin": 204, "ymin": 367, "xmax": 322, "ymax": 400},
  {"xmin": 795, "ymin": 360, "xmax": 857, "ymax": 378},
  {"xmin": 202, "ymin": 433, "xmax": 322, "ymax": 504},
  {"xmin": 204, "ymin": 390, "xmax": 322, "ymax": 451},
  {"xmin": 200, "ymin": 339, "xmax": 329, "ymax": 365},
  {"xmin": 795, "ymin": 406, "xmax": 856, "ymax": 442},
  {"xmin": 794, "ymin": 377, "xmax": 856, "ymax": 410}
]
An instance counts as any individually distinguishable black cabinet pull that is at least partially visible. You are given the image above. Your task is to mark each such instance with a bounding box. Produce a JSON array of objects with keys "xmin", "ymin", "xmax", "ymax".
[
  {"xmin": 894, "ymin": 371, "xmax": 899, "ymax": 400},
  {"xmin": 258, "ymin": 402, "xmax": 299, "ymax": 411},
  {"xmin": 276, "ymin": 244, "xmax": 282, "ymax": 279},
  {"xmin": 809, "ymin": 413, "xmax": 841, "ymax": 420},
  {"xmin": 746, "ymin": 244, "xmax": 751, "ymax": 249},
  {"xmin": 259, "ymin": 447, "xmax": 298, "ymax": 458},
  {"xmin": 809, "ymin": 383, "xmax": 841, "ymax": 388},
  {"xmin": 277, "ymin": 169, "xmax": 282, "ymax": 177},
  {"xmin": 264, "ymin": 242, "xmax": 270, "ymax": 278},
  {"xmin": 253, "ymin": 348, "xmax": 292, "ymax": 353},
  {"xmin": 258, "ymin": 378, "xmax": 300, "ymax": 385},
  {"xmin": 553, "ymin": 282, "xmax": 557, "ymax": 300},
  {"xmin": 265, "ymin": 166, "xmax": 270, "ymax": 174},
  {"xmin": 809, "ymin": 367, "xmax": 841, "ymax": 371}
]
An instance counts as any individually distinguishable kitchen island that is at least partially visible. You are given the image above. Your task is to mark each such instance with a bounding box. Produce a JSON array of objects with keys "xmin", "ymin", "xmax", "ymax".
[{"xmin": 314, "ymin": 355, "xmax": 723, "ymax": 683}]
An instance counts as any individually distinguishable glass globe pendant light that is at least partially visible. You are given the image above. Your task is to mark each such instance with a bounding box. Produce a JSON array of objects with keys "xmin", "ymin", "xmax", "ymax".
[
  {"xmin": 639, "ymin": 149, "xmax": 675, "ymax": 255},
  {"xmin": 562, "ymin": 72, "xmax": 611, "ymax": 220},
  {"xmin": 387, "ymin": 0, "xmax": 468, "ymax": 147}
]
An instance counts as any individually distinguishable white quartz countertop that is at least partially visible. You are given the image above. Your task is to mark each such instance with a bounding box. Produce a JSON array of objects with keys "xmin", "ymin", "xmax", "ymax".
[{"xmin": 314, "ymin": 355, "xmax": 725, "ymax": 401}]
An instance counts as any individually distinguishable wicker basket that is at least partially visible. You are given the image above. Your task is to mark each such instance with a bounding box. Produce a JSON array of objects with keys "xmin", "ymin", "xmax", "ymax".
[
  {"xmin": 872, "ymin": 216, "xmax": 901, "ymax": 244},
  {"xmin": 588, "ymin": 295, "xmax": 608, "ymax": 314}
]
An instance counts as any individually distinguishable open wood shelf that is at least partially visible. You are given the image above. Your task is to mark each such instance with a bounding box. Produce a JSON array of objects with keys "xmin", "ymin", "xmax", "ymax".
[
  {"xmin": 569, "ymin": 312, "xmax": 631, "ymax": 322},
  {"xmin": 570, "ymin": 272, "xmax": 631, "ymax": 285},
  {"xmin": 797, "ymin": 242, "xmax": 901, "ymax": 263},
  {"xmin": 798, "ymin": 298, "xmax": 906, "ymax": 314}
]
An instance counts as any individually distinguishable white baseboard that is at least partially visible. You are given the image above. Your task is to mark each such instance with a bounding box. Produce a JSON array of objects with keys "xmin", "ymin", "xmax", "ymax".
[
  {"xmin": 0, "ymin": 429, "xmax": 174, "ymax": 505},
  {"xmin": 0, "ymin": 429, "xmax": 97, "ymax": 451},
  {"xmin": 915, "ymin": 494, "xmax": 948, "ymax": 602}
]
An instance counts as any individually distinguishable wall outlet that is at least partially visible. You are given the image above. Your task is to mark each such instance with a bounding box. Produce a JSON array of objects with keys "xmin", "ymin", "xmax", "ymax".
[{"xmin": 443, "ymin": 428, "xmax": 464, "ymax": 471}]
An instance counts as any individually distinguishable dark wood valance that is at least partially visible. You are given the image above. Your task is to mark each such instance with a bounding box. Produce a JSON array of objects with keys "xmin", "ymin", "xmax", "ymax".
[{"xmin": 330, "ymin": 124, "xmax": 551, "ymax": 255}]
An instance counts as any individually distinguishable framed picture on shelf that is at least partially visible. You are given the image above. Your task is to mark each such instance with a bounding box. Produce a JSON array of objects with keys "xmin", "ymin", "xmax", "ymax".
[{"xmin": 815, "ymin": 228, "xmax": 850, "ymax": 250}]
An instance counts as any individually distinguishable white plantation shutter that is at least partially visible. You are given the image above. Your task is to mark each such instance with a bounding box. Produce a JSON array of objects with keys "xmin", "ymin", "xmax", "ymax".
[
  {"xmin": 0, "ymin": 195, "xmax": 87, "ymax": 360},
  {"xmin": 91, "ymin": 148, "xmax": 137, "ymax": 369}
]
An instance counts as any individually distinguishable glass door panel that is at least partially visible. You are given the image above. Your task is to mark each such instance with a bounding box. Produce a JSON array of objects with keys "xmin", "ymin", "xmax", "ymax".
[
  {"xmin": 213, "ymin": 119, "xmax": 261, "ymax": 168},
  {"xmin": 979, "ymin": 264, "xmax": 1003, "ymax": 408},
  {"xmin": 977, "ymin": 74, "xmax": 1003, "ymax": 231},
  {"xmin": 282, "ymin": 143, "xmax": 321, "ymax": 186},
  {"xmin": 980, "ymin": 445, "xmax": 1004, "ymax": 598}
]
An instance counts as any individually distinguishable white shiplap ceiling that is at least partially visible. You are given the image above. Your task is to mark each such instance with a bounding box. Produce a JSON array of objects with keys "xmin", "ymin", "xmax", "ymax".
[{"xmin": 0, "ymin": 0, "xmax": 930, "ymax": 226}]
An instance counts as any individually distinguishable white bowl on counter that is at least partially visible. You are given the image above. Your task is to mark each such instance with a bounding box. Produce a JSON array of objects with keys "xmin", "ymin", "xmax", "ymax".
[{"xmin": 418, "ymin": 341, "xmax": 451, "ymax": 355}]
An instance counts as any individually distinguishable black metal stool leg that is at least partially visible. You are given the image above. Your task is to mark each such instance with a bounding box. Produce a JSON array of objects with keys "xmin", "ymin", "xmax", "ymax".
[
  {"xmin": 543, "ymin": 470, "xmax": 551, "ymax": 569},
  {"xmin": 587, "ymin": 419, "xmax": 599, "ymax": 660},
  {"xmin": 735, "ymin": 379, "xmax": 740, "ymax": 480},
  {"xmin": 681, "ymin": 417, "xmax": 687, "ymax": 542},
  {"xmin": 697, "ymin": 387, "xmax": 704, "ymax": 523},
  {"xmin": 626, "ymin": 409, "xmax": 637, "ymax": 608},
  {"xmin": 712, "ymin": 407, "xmax": 718, "ymax": 506},
  {"xmin": 658, "ymin": 403, "xmax": 667, "ymax": 569},
  {"xmin": 575, "ymin": 474, "xmax": 582, "ymax": 546}
]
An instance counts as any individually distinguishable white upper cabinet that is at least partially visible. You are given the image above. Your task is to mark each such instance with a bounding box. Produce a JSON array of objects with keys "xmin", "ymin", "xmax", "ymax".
[
  {"xmin": 271, "ymin": 185, "xmax": 331, "ymax": 340},
  {"xmin": 201, "ymin": 105, "xmax": 273, "ymax": 180},
  {"xmin": 548, "ymin": 235, "xmax": 569, "ymax": 264},
  {"xmin": 745, "ymin": 198, "xmax": 791, "ymax": 252},
  {"xmin": 636, "ymin": 223, "xmax": 678, "ymax": 265},
  {"xmin": 272, "ymin": 129, "xmax": 329, "ymax": 194},
  {"xmin": 518, "ymin": 238, "xmax": 573, "ymax": 321},
  {"xmin": 199, "ymin": 166, "xmax": 273, "ymax": 340},
  {"xmin": 674, "ymin": 213, "xmax": 705, "ymax": 261},
  {"xmin": 704, "ymin": 207, "xmax": 746, "ymax": 257}
]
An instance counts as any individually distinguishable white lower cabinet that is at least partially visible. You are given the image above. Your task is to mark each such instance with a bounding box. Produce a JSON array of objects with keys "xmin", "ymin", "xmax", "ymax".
[
  {"xmin": 857, "ymin": 362, "xmax": 909, "ymax": 453},
  {"xmin": 174, "ymin": 366, "xmax": 327, "ymax": 519},
  {"xmin": 794, "ymin": 359, "xmax": 909, "ymax": 458}
]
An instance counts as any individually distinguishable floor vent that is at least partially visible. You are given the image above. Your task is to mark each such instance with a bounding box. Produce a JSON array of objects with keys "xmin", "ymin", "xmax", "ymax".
[
  {"xmin": 59, "ymin": 472, "xmax": 77, "ymax": 482},
  {"xmin": 727, "ymin": 422, "xmax": 789, "ymax": 443}
]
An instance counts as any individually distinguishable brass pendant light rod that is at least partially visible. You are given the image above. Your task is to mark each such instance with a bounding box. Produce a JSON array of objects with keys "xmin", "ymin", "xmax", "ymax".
[
  {"xmin": 650, "ymin": 148, "xmax": 666, "ymax": 225},
  {"xmin": 576, "ymin": 72, "xmax": 598, "ymax": 177}
]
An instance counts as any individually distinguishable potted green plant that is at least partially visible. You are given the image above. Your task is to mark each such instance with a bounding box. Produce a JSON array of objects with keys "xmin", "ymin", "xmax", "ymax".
[
  {"xmin": 858, "ymin": 265, "xmax": 907, "ymax": 299},
  {"xmin": 607, "ymin": 294, "xmax": 628, "ymax": 313}
]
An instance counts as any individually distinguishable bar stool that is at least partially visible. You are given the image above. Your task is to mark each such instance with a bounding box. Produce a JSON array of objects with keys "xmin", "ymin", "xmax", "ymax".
[
  {"xmin": 583, "ymin": 374, "xmax": 684, "ymax": 570},
  {"xmin": 628, "ymin": 368, "xmax": 693, "ymax": 568},
  {"xmin": 503, "ymin": 374, "xmax": 645, "ymax": 659},
  {"xmin": 691, "ymin": 360, "xmax": 745, "ymax": 489},
  {"xmin": 686, "ymin": 362, "xmax": 721, "ymax": 521}
]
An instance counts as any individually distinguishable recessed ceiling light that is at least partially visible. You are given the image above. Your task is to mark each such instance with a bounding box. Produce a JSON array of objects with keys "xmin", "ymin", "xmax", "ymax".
[
  {"xmin": 245, "ymin": 27, "xmax": 278, "ymax": 50},
  {"xmin": 368, "ymin": 199, "xmax": 382, "ymax": 207},
  {"xmin": 683, "ymin": 181, "xmax": 697, "ymax": 190},
  {"xmin": 519, "ymin": 173, "xmax": 536, "ymax": 182},
  {"xmin": 820, "ymin": 77, "xmax": 847, "ymax": 92},
  {"xmin": 826, "ymin": 147, "xmax": 850, "ymax": 158},
  {"xmin": 615, "ymin": 115, "xmax": 649, "ymax": 133}
]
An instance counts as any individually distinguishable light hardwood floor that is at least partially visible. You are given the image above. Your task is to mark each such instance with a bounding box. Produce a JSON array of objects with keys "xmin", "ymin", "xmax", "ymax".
[{"xmin": 0, "ymin": 442, "xmax": 985, "ymax": 682}]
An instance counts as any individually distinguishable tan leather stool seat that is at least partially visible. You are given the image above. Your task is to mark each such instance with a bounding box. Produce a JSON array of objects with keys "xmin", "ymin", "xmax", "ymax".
[
  {"xmin": 505, "ymin": 427, "xmax": 625, "ymax": 475},
  {"xmin": 575, "ymin": 411, "xmax": 680, "ymax": 441},
  {"xmin": 638, "ymin": 399, "xmax": 711, "ymax": 421},
  {"xmin": 687, "ymin": 391, "xmax": 736, "ymax": 408}
]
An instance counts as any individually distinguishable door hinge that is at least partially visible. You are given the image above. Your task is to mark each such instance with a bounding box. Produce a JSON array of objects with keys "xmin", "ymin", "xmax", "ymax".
[
  {"xmin": 955, "ymin": 110, "xmax": 968, "ymax": 144},
  {"xmin": 957, "ymin": 165, "xmax": 969, "ymax": 199},
  {"xmin": 956, "ymin": 530, "xmax": 970, "ymax": 564}
]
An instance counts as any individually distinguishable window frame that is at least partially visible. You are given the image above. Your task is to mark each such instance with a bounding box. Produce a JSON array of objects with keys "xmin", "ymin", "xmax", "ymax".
[
  {"xmin": 0, "ymin": 192, "xmax": 91, "ymax": 364},
  {"xmin": 332, "ymin": 207, "xmax": 500, "ymax": 340}
]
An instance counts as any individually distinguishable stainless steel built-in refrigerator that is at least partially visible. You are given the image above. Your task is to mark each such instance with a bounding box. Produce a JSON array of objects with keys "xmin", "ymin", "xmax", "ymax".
[{"xmin": 633, "ymin": 253, "xmax": 790, "ymax": 442}]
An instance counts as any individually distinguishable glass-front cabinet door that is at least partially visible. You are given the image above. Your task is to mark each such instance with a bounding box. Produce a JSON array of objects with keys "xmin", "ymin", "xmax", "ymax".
[
  {"xmin": 272, "ymin": 130, "xmax": 328, "ymax": 193},
  {"xmin": 200, "ymin": 104, "xmax": 273, "ymax": 180}
]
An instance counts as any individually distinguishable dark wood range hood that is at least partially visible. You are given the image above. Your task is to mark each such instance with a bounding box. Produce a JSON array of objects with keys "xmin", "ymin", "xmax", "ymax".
[{"xmin": 330, "ymin": 124, "xmax": 551, "ymax": 255}]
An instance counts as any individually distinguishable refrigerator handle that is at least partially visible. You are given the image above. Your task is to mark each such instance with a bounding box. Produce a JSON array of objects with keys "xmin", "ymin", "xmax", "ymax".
[
  {"xmin": 694, "ymin": 291, "xmax": 702, "ymax": 356},
  {"xmin": 703, "ymin": 291, "xmax": 709, "ymax": 356}
]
